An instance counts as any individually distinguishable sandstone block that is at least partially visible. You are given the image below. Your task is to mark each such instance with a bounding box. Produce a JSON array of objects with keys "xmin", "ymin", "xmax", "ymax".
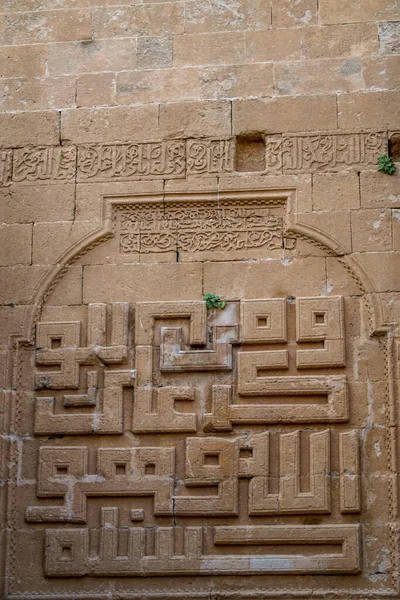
[
  {"xmin": 32, "ymin": 222, "xmax": 97, "ymax": 265},
  {"xmin": 351, "ymin": 208, "xmax": 393, "ymax": 252},
  {"xmin": 325, "ymin": 258, "xmax": 364, "ymax": 296},
  {"xmin": 45, "ymin": 266, "xmax": 83, "ymax": 305},
  {"xmin": 319, "ymin": 0, "xmax": 400, "ymax": 24},
  {"xmin": 204, "ymin": 258, "xmax": 326, "ymax": 299},
  {"xmin": 0, "ymin": 265, "xmax": 47, "ymax": 305},
  {"xmin": 392, "ymin": 209, "xmax": 400, "ymax": 250},
  {"xmin": 200, "ymin": 63, "xmax": 274, "ymax": 100},
  {"xmin": 298, "ymin": 210, "xmax": 352, "ymax": 252},
  {"xmin": 0, "ymin": 76, "xmax": 75, "ymax": 111},
  {"xmin": 379, "ymin": 21, "xmax": 400, "ymax": 54},
  {"xmin": 245, "ymin": 29, "xmax": 301, "ymax": 61},
  {"xmin": 184, "ymin": 0, "xmax": 271, "ymax": 33},
  {"xmin": 0, "ymin": 111, "xmax": 59, "ymax": 147},
  {"xmin": 313, "ymin": 173, "xmax": 360, "ymax": 211},
  {"xmin": 77, "ymin": 73, "xmax": 116, "ymax": 108},
  {"xmin": 61, "ymin": 105, "xmax": 159, "ymax": 144},
  {"xmin": 0, "ymin": 223, "xmax": 32, "ymax": 266},
  {"xmin": 136, "ymin": 35, "xmax": 172, "ymax": 69},
  {"xmin": 275, "ymin": 58, "xmax": 364, "ymax": 95},
  {"xmin": 271, "ymin": 0, "xmax": 318, "ymax": 27},
  {"xmin": 360, "ymin": 171, "xmax": 400, "ymax": 208},
  {"xmin": 364, "ymin": 56, "xmax": 400, "ymax": 91},
  {"xmin": 0, "ymin": 10, "xmax": 92, "ymax": 45},
  {"xmin": 116, "ymin": 68, "xmax": 200, "ymax": 104},
  {"xmin": 353, "ymin": 252, "xmax": 400, "ymax": 292},
  {"xmin": 0, "ymin": 184, "xmax": 75, "ymax": 225},
  {"xmin": 302, "ymin": 23, "xmax": 378, "ymax": 59},
  {"xmin": 0, "ymin": 45, "xmax": 48, "ymax": 77},
  {"xmin": 83, "ymin": 264, "xmax": 202, "ymax": 303},
  {"xmin": 159, "ymin": 101, "xmax": 231, "ymax": 138},
  {"xmin": 48, "ymin": 38, "xmax": 137, "ymax": 75},
  {"xmin": 174, "ymin": 32, "xmax": 245, "ymax": 67},
  {"xmin": 92, "ymin": 3, "xmax": 184, "ymax": 39},
  {"xmin": 233, "ymin": 96, "xmax": 337, "ymax": 134},
  {"xmin": 338, "ymin": 91, "xmax": 400, "ymax": 129}
]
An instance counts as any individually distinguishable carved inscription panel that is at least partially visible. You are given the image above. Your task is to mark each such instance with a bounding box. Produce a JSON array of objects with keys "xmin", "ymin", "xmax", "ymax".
[{"xmin": 22, "ymin": 295, "xmax": 370, "ymax": 589}]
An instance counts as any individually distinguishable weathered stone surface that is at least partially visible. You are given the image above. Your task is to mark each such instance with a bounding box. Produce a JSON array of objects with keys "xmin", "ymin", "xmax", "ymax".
[{"xmin": 1, "ymin": 2, "xmax": 400, "ymax": 599}]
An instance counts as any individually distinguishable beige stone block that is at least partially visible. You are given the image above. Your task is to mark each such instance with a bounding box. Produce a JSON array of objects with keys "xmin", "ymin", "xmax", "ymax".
[
  {"xmin": 379, "ymin": 21, "xmax": 400, "ymax": 54},
  {"xmin": 137, "ymin": 35, "xmax": 172, "ymax": 69},
  {"xmin": 174, "ymin": 32, "xmax": 245, "ymax": 67},
  {"xmin": 351, "ymin": 209, "xmax": 393, "ymax": 252},
  {"xmin": 364, "ymin": 56, "xmax": 400, "ymax": 91},
  {"xmin": 360, "ymin": 170, "xmax": 400, "ymax": 208},
  {"xmin": 302, "ymin": 23, "xmax": 379, "ymax": 59},
  {"xmin": 245, "ymin": 29, "xmax": 301, "ymax": 62},
  {"xmin": 0, "ymin": 265, "xmax": 47, "ymax": 305},
  {"xmin": 354, "ymin": 252, "xmax": 400, "ymax": 292},
  {"xmin": 0, "ymin": 45, "xmax": 48, "ymax": 78},
  {"xmin": 92, "ymin": 3, "xmax": 184, "ymax": 38},
  {"xmin": 391, "ymin": 209, "xmax": 400, "ymax": 250},
  {"xmin": 0, "ymin": 76, "xmax": 75, "ymax": 111},
  {"xmin": 326, "ymin": 257, "xmax": 364, "ymax": 297},
  {"xmin": 0, "ymin": 224, "xmax": 32, "ymax": 266},
  {"xmin": 61, "ymin": 105, "xmax": 159, "ymax": 144},
  {"xmin": 116, "ymin": 68, "xmax": 200, "ymax": 104},
  {"xmin": 184, "ymin": 0, "xmax": 271, "ymax": 33},
  {"xmin": 218, "ymin": 172, "xmax": 313, "ymax": 212},
  {"xmin": 75, "ymin": 180, "xmax": 163, "ymax": 223},
  {"xmin": 271, "ymin": 0, "xmax": 318, "ymax": 27},
  {"xmin": 48, "ymin": 38, "xmax": 137, "ymax": 75},
  {"xmin": 0, "ymin": 10, "xmax": 92, "ymax": 45},
  {"xmin": 233, "ymin": 95, "xmax": 337, "ymax": 134},
  {"xmin": 82, "ymin": 263, "xmax": 202, "ymax": 303},
  {"xmin": 298, "ymin": 211, "xmax": 352, "ymax": 252},
  {"xmin": 275, "ymin": 58, "xmax": 364, "ymax": 95},
  {"xmin": 44, "ymin": 265, "xmax": 83, "ymax": 305},
  {"xmin": 313, "ymin": 172, "xmax": 360, "ymax": 211},
  {"xmin": 204, "ymin": 257, "xmax": 326, "ymax": 299},
  {"xmin": 0, "ymin": 184, "xmax": 75, "ymax": 225},
  {"xmin": 338, "ymin": 91, "xmax": 400, "ymax": 129},
  {"xmin": 319, "ymin": 0, "xmax": 400, "ymax": 24},
  {"xmin": 159, "ymin": 101, "xmax": 231, "ymax": 138},
  {"xmin": 32, "ymin": 221, "xmax": 98, "ymax": 265},
  {"xmin": 0, "ymin": 111, "xmax": 59, "ymax": 148},
  {"xmin": 77, "ymin": 73, "xmax": 116, "ymax": 108},
  {"xmin": 0, "ymin": 305, "xmax": 28, "ymax": 344},
  {"xmin": 200, "ymin": 63, "xmax": 274, "ymax": 100}
]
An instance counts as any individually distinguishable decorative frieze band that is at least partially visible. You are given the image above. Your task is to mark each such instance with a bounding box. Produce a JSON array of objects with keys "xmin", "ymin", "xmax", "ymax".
[
  {"xmin": 0, "ymin": 131, "xmax": 387, "ymax": 184},
  {"xmin": 266, "ymin": 131, "xmax": 387, "ymax": 174}
]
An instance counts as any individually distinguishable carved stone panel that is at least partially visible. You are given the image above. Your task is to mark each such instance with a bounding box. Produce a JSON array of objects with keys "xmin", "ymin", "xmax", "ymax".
[{"xmin": 5, "ymin": 190, "xmax": 397, "ymax": 599}]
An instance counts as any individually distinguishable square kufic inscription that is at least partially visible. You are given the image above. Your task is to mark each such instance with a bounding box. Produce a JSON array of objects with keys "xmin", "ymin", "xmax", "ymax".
[{"xmin": 5, "ymin": 195, "xmax": 398, "ymax": 599}]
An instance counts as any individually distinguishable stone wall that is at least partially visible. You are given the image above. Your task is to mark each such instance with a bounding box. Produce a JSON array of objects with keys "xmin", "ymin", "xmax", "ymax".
[{"xmin": 0, "ymin": 1, "xmax": 400, "ymax": 598}]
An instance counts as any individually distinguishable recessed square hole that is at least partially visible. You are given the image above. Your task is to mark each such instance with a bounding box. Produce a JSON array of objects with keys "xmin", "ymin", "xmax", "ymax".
[
  {"xmin": 203, "ymin": 453, "xmax": 220, "ymax": 466},
  {"xmin": 145, "ymin": 464, "xmax": 155, "ymax": 475},
  {"xmin": 235, "ymin": 135, "xmax": 266, "ymax": 172},
  {"xmin": 56, "ymin": 465, "xmax": 69, "ymax": 475},
  {"xmin": 240, "ymin": 448, "xmax": 253, "ymax": 459},
  {"xmin": 51, "ymin": 337, "xmax": 62, "ymax": 349},
  {"xmin": 115, "ymin": 464, "xmax": 126, "ymax": 476},
  {"xmin": 257, "ymin": 316, "xmax": 270, "ymax": 328},
  {"xmin": 313, "ymin": 312, "xmax": 326, "ymax": 325},
  {"xmin": 61, "ymin": 545, "xmax": 72, "ymax": 559}
]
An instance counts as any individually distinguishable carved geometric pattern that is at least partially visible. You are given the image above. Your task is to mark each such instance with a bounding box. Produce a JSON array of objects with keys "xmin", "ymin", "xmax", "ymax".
[{"xmin": 28, "ymin": 296, "xmax": 363, "ymax": 579}]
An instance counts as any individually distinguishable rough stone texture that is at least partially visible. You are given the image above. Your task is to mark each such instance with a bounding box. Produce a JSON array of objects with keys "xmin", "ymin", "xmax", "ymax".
[{"xmin": 1, "ymin": 2, "xmax": 400, "ymax": 599}]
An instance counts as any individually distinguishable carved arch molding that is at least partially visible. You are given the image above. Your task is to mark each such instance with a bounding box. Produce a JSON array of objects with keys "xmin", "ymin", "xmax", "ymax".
[{"xmin": 1, "ymin": 187, "xmax": 399, "ymax": 599}]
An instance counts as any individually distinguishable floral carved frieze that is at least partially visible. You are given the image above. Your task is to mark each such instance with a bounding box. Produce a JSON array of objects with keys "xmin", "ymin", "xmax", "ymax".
[{"xmin": 117, "ymin": 200, "xmax": 285, "ymax": 255}]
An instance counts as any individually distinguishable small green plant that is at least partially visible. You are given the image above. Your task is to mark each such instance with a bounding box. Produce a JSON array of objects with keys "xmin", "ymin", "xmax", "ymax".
[
  {"xmin": 203, "ymin": 293, "xmax": 226, "ymax": 310},
  {"xmin": 377, "ymin": 153, "xmax": 396, "ymax": 175}
]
